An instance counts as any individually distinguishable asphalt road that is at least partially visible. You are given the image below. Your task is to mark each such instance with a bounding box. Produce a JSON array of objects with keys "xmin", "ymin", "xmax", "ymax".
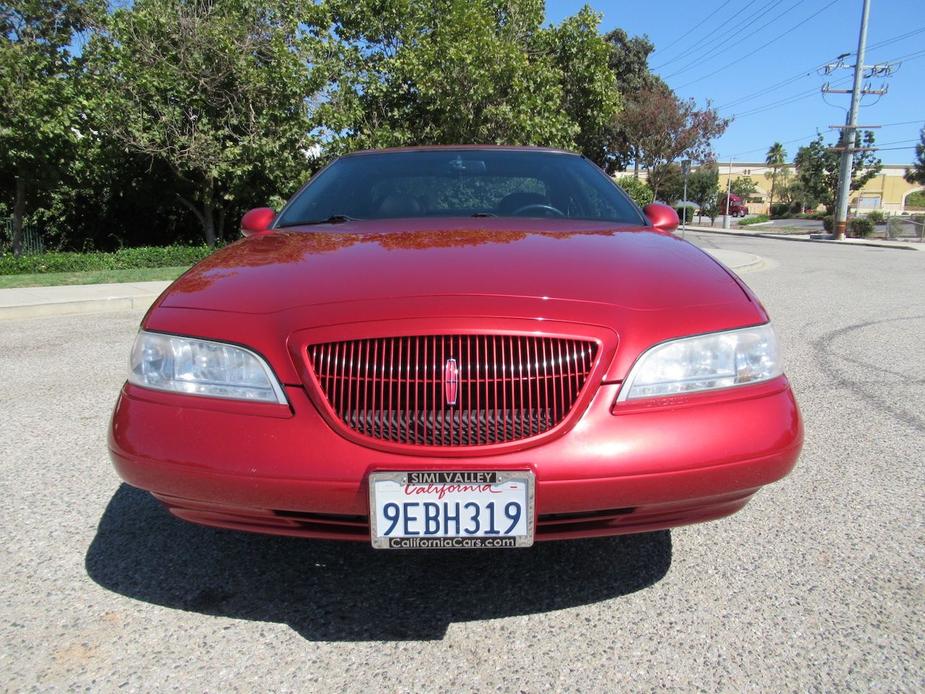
[{"xmin": 2, "ymin": 233, "xmax": 923, "ymax": 691}]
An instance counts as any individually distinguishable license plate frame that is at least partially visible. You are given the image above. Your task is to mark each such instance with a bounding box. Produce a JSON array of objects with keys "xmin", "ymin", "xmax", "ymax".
[{"xmin": 368, "ymin": 470, "xmax": 535, "ymax": 549}]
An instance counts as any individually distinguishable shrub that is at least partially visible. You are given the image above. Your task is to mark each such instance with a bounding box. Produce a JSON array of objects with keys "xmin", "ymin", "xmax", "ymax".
[
  {"xmin": 822, "ymin": 215, "xmax": 834, "ymax": 232},
  {"xmin": 675, "ymin": 205, "xmax": 696, "ymax": 222},
  {"xmin": 615, "ymin": 176, "xmax": 654, "ymax": 208},
  {"xmin": 739, "ymin": 214, "xmax": 770, "ymax": 226},
  {"xmin": 849, "ymin": 217, "xmax": 874, "ymax": 238},
  {"xmin": 905, "ymin": 191, "xmax": 925, "ymax": 209},
  {"xmin": 769, "ymin": 203, "xmax": 790, "ymax": 218},
  {"xmin": 866, "ymin": 210, "xmax": 886, "ymax": 225},
  {"xmin": 0, "ymin": 245, "xmax": 213, "ymax": 275}
]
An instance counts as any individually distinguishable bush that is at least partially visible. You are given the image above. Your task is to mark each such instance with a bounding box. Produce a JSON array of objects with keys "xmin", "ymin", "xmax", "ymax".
[
  {"xmin": 615, "ymin": 176, "xmax": 654, "ymax": 208},
  {"xmin": 675, "ymin": 205, "xmax": 696, "ymax": 222},
  {"xmin": 866, "ymin": 210, "xmax": 886, "ymax": 225},
  {"xmin": 0, "ymin": 245, "xmax": 213, "ymax": 275},
  {"xmin": 849, "ymin": 217, "xmax": 874, "ymax": 238},
  {"xmin": 769, "ymin": 203, "xmax": 790, "ymax": 218},
  {"xmin": 822, "ymin": 215, "xmax": 834, "ymax": 232},
  {"xmin": 905, "ymin": 191, "xmax": 925, "ymax": 209},
  {"xmin": 739, "ymin": 214, "xmax": 770, "ymax": 226}
]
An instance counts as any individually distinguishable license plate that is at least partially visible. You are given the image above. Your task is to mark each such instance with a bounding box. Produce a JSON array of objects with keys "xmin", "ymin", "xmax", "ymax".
[{"xmin": 369, "ymin": 470, "xmax": 535, "ymax": 549}]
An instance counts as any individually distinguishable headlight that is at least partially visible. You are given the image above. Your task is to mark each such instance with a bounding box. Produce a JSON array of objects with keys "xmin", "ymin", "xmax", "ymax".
[
  {"xmin": 128, "ymin": 331, "xmax": 287, "ymax": 404},
  {"xmin": 617, "ymin": 324, "xmax": 782, "ymax": 401}
]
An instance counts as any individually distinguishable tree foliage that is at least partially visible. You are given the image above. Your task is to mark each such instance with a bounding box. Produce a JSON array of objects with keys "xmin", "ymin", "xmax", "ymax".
[
  {"xmin": 86, "ymin": 0, "xmax": 329, "ymax": 245},
  {"xmin": 793, "ymin": 132, "xmax": 882, "ymax": 213},
  {"xmin": 614, "ymin": 176, "xmax": 653, "ymax": 208},
  {"xmin": 0, "ymin": 0, "xmax": 729, "ymax": 252},
  {"xmin": 731, "ymin": 176, "xmax": 759, "ymax": 201},
  {"xmin": 619, "ymin": 82, "xmax": 729, "ymax": 197},
  {"xmin": 327, "ymin": 0, "xmax": 578, "ymax": 151},
  {"xmin": 765, "ymin": 142, "xmax": 787, "ymax": 208},
  {"xmin": 905, "ymin": 126, "xmax": 925, "ymax": 186},
  {"xmin": 687, "ymin": 161, "xmax": 720, "ymax": 219},
  {"xmin": 0, "ymin": 0, "xmax": 102, "ymax": 255}
]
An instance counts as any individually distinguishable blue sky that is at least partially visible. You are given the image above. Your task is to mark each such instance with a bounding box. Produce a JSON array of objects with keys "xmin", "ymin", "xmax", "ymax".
[{"xmin": 546, "ymin": 0, "xmax": 924, "ymax": 165}]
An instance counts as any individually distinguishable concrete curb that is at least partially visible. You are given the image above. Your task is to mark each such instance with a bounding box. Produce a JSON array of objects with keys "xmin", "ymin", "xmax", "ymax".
[
  {"xmin": 683, "ymin": 225, "xmax": 923, "ymax": 251},
  {"xmin": 0, "ymin": 281, "xmax": 170, "ymax": 320},
  {"xmin": 702, "ymin": 248, "xmax": 764, "ymax": 273}
]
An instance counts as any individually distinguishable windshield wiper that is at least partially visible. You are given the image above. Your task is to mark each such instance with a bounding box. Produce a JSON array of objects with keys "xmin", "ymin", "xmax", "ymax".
[
  {"xmin": 278, "ymin": 214, "xmax": 357, "ymax": 227},
  {"xmin": 470, "ymin": 212, "xmax": 497, "ymax": 218}
]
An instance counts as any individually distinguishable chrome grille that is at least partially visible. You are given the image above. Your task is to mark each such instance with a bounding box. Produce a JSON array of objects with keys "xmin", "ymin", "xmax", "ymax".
[{"xmin": 307, "ymin": 335, "xmax": 597, "ymax": 447}]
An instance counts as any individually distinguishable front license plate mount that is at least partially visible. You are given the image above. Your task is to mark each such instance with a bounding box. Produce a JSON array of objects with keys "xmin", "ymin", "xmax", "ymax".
[{"xmin": 368, "ymin": 470, "xmax": 535, "ymax": 549}]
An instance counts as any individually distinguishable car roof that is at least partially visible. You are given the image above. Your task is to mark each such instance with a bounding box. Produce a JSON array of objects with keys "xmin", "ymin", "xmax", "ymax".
[{"xmin": 343, "ymin": 144, "xmax": 580, "ymax": 157}]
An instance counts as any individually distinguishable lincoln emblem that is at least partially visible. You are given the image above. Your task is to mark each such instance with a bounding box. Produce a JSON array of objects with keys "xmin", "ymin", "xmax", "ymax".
[{"xmin": 444, "ymin": 358, "xmax": 459, "ymax": 406}]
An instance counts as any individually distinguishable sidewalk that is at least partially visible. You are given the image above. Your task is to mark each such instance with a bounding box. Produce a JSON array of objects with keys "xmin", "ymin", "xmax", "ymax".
[
  {"xmin": 682, "ymin": 224, "xmax": 925, "ymax": 251},
  {"xmin": 0, "ymin": 248, "xmax": 764, "ymax": 320},
  {"xmin": 0, "ymin": 280, "xmax": 170, "ymax": 320}
]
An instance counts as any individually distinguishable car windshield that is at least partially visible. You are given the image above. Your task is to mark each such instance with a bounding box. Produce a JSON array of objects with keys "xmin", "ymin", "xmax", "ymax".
[{"xmin": 275, "ymin": 149, "xmax": 646, "ymax": 226}]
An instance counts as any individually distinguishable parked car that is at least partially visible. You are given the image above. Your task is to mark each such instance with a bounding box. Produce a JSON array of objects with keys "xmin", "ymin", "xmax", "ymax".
[
  {"xmin": 719, "ymin": 193, "xmax": 749, "ymax": 217},
  {"xmin": 109, "ymin": 146, "xmax": 802, "ymax": 549}
]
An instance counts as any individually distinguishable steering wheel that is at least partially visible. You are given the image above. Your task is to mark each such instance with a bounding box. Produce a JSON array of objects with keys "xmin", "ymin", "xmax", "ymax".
[{"xmin": 510, "ymin": 203, "xmax": 566, "ymax": 218}]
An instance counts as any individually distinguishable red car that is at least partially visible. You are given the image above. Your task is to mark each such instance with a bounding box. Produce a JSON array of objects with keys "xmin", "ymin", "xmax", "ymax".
[{"xmin": 109, "ymin": 146, "xmax": 802, "ymax": 549}]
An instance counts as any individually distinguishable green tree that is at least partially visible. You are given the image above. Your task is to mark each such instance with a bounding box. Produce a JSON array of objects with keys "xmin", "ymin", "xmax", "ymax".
[
  {"xmin": 595, "ymin": 28, "xmax": 660, "ymax": 173},
  {"xmin": 904, "ymin": 125, "xmax": 925, "ymax": 185},
  {"xmin": 765, "ymin": 142, "xmax": 787, "ymax": 209},
  {"xmin": 731, "ymin": 176, "xmax": 759, "ymax": 201},
  {"xmin": 0, "ymin": 0, "xmax": 101, "ymax": 255},
  {"xmin": 614, "ymin": 176, "xmax": 653, "ymax": 208},
  {"xmin": 87, "ymin": 0, "xmax": 328, "ymax": 246},
  {"xmin": 541, "ymin": 5, "xmax": 621, "ymax": 165},
  {"xmin": 687, "ymin": 161, "xmax": 719, "ymax": 223},
  {"xmin": 619, "ymin": 82, "xmax": 729, "ymax": 198},
  {"xmin": 793, "ymin": 132, "xmax": 882, "ymax": 213},
  {"xmin": 327, "ymin": 0, "xmax": 578, "ymax": 151},
  {"xmin": 648, "ymin": 162, "xmax": 684, "ymax": 203}
]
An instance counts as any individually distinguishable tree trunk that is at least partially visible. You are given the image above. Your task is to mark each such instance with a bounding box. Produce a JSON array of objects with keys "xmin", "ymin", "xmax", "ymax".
[
  {"xmin": 216, "ymin": 207, "xmax": 225, "ymax": 244},
  {"xmin": 203, "ymin": 205, "xmax": 216, "ymax": 247},
  {"xmin": 177, "ymin": 182, "xmax": 217, "ymax": 247},
  {"xmin": 12, "ymin": 174, "xmax": 25, "ymax": 257}
]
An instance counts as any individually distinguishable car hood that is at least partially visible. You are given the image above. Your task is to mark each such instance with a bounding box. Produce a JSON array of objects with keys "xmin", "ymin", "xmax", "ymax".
[{"xmin": 160, "ymin": 218, "xmax": 749, "ymax": 314}]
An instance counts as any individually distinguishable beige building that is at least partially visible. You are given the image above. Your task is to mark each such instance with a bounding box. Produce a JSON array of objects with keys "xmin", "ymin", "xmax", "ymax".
[
  {"xmin": 623, "ymin": 161, "xmax": 923, "ymax": 214},
  {"xmin": 715, "ymin": 162, "xmax": 922, "ymax": 214}
]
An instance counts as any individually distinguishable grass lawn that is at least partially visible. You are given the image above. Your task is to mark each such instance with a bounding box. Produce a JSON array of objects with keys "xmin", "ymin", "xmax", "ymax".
[{"xmin": 0, "ymin": 266, "xmax": 189, "ymax": 289}]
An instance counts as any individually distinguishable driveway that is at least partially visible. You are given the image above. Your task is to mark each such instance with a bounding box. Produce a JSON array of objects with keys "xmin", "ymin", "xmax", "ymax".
[{"xmin": 1, "ymin": 233, "xmax": 922, "ymax": 691}]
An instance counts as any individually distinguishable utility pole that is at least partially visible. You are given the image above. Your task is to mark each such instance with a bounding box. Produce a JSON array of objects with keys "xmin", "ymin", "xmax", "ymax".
[
  {"xmin": 723, "ymin": 159, "xmax": 733, "ymax": 229},
  {"xmin": 681, "ymin": 159, "xmax": 691, "ymax": 235},
  {"xmin": 832, "ymin": 0, "xmax": 871, "ymax": 240}
]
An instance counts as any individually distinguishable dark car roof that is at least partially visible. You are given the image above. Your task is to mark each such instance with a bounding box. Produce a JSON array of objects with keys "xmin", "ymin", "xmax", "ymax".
[{"xmin": 343, "ymin": 144, "xmax": 580, "ymax": 157}]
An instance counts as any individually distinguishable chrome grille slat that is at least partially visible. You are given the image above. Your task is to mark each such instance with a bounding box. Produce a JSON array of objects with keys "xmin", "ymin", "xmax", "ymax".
[{"xmin": 307, "ymin": 335, "xmax": 597, "ymax": 448}]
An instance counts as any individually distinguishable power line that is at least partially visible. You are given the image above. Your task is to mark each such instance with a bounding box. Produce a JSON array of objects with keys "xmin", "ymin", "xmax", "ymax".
[
  {"xmin": 674, "ymin": 0, "xmax": 843, "ymax": 90},
  {"xmin": 877, "ymin": 120, "xmax": 925, "ymax": 128},
  {"xmin": 721, "ymin": 131, "xmax": 823, "ymax": 160},
  {"xmin": 715, "ymin": 27, "xmax": 925, "ymax": 113},
  {"xmin": 715, "ymin": 63, "xmax": 828, "ymax": 111},
  {"xmin": 866, "ymin": 26, "xmax": 925, "ymax": 52},
  {"xmin": 662, "ymin": 0, "xmax": 789, "ymax": 78},
  {"xmin": 650, "ymin": 0, "xmax": 735, "ymax": 68},
  {"xmin": 729, "ymin": 76, "xmax": 852, "ymax": 119},
  {"xmin": 872, "ymin": 138, "xmax": 918, "ymax": 147}
]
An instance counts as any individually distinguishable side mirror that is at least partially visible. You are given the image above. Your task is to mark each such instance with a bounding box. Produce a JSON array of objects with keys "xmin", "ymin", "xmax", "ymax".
[
  {"xmin": 643, "ymin": 203, "xmax": 680, "ymax": 233},
  {"xmin": 240, "ymin": 207, "xmax": 276, "ymax": 236}
]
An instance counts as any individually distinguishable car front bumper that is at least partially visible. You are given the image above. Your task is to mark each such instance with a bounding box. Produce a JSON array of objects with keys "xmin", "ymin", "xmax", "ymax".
[{"xmin": 109, "ymin": 377, "xmax": 802, "ymax": 542}]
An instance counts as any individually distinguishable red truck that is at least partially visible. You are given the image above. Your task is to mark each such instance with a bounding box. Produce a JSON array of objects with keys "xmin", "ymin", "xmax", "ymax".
[{"xmin": 718, "ymin": 194, "xmax": 749, "ymax": 217}]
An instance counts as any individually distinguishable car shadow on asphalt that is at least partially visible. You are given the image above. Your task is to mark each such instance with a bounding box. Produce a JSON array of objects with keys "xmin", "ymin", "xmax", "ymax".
[{"xmin": 85, "ymin": 485, "xmax": 672, "ymax": 641}]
